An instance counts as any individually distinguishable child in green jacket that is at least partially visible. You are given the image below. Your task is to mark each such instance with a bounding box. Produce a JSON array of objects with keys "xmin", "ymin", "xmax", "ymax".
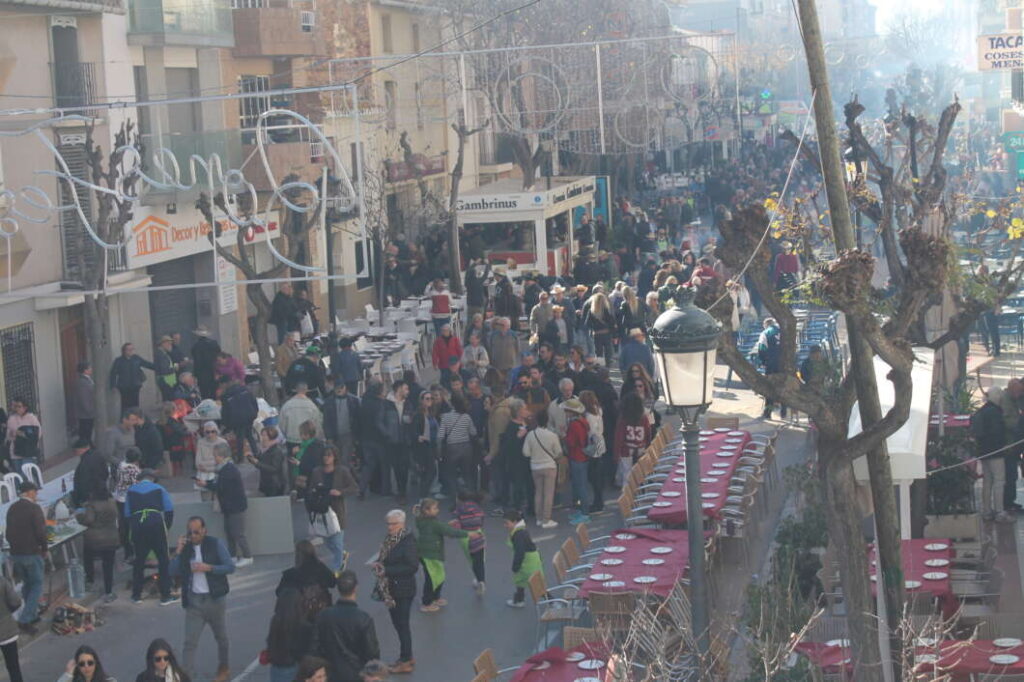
[
  {"xmin": 414, "ymin": 498, "xmax": 469, "ymax": 612},
  {"xmin": 504, "ymin": 509, "xmax": 543, "ymax": 607}
]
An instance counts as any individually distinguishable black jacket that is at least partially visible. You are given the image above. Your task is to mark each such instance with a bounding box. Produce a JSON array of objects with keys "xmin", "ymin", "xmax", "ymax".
[
  {"xmin": 323, "ymin": 393, "xmax": 360, "ymax": 443},
  {"xmin": 172, "ymin": 535, "xmax": 233, "ymax": 606},
  {"xmin": 376, "ymin": 399, "xmax": 403, "ymax": 447},
  {"xmin": 359, "ymin": 395, "xmax": 382, "ymax": 444},
  {"xmin": 276, "ymin": 560, "xmax": 336, "ymax": 598},
  {"xmin": 253, "ymin": 443, "xmax": 287, "ymax": 497},
  {"xmin": 191, "ymin": 337, "xmax": 222, "ymax": 385},
  {"xmin": 381, "ymin": 532, "xmax": 418, "ymax": 599},
  {"xmin": 313, "ymin": 600, "xmax": 381, "ymax": 682},
  {"xmin": 207, "ymin": 461, "xmax": 248, "ymax": 514},
  {"xmin": 109, "ymin": 355, "xmax": 155, "ymax": 390},
  {"xmin": 72, "ymin": 448, "xmax": 109, "ymax": 507},
  {"xmin": 540, "ymin": 318, "xmax": 574, "ymax": 350},
  {"xmin": 973, "ymin": 401, "xmax": 1006, "ymax": 456},
  {"xmin": 285, "ymin": 358, "xmax": 326, "ymax": 397},
  {"xmin": 221, "ymin": 383, "xmax": 259, "ymax": 431},
  {"xmin": 271, "ymin": 291, "xmax": 300, "ymax": 330},
  {"xmin": 134, "ymin": 419, "xmax": 165, "ymax": 470}
]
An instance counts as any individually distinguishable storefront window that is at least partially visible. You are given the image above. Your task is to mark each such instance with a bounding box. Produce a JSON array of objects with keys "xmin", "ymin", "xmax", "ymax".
[{"xmin": 469, "ymin": 221, "xmax": 536, "ymax": 260}]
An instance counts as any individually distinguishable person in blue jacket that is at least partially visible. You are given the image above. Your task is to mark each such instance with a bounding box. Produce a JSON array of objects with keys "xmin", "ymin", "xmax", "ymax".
[{"xmin": 124, "ymin": 469, "xmax": 175, "ymax": 606}]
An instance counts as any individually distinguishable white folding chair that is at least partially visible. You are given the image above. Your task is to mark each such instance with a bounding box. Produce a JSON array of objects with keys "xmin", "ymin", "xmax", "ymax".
[
  {"xmin": 23, "ymin": 463, "xmax": 43, "ymax": 488},
  {"xmin": 0, "ymin": 482, "xmax": 12, "ymax": 504},
  {"xmin": 3, "ymin": 473, "xmax": 23, "ymax": 493}
]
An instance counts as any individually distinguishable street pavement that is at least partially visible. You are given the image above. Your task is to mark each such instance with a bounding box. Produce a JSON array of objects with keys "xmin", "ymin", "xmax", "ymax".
[{"xmin": 11, "ymin": 360, "xmax": 812, "ymax": 682}]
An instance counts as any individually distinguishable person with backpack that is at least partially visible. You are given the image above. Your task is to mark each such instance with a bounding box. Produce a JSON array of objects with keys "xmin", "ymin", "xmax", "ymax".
[
  {"xmin": 579, "ymin": 390, "xmax": 606, "ymax": 515},
  {"xmin": 219, "ymin": 377, "xmax": 259, "ymax": 463},
  {"xmin": 306, "ymin": 446, "xmax": 358, "ymax": 574},
  {"xmin": 756, "ymin": 317, "xmax": 786, "ymax": 419},
  {"xmin": 562, "ymin": 398, "xmax": 592, "ymax": 525}
]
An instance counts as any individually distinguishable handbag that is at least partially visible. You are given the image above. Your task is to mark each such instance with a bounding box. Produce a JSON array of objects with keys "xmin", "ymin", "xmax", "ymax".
[
  {"xmin": 300, "ymin": 312, "xmax": 315, "ymax": 337},
  {"xmin": 310, "ymin": 507, "xmax": 342, "ymax": 537}
]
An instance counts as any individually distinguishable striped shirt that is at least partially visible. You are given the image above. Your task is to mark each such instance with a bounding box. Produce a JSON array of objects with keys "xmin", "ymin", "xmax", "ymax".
[{"xmin": 438, "ymin": 411, "xmax": 477, "ymax": 444}]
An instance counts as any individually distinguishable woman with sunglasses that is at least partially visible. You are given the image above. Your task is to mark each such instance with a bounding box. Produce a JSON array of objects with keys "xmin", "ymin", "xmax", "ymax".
[
  {"xmin": 58, "ymin": 645, "xmax": 114, "ymax": 682},
  {"xmin": 135, "ymin": 638, "xmax": 189, "ymax": 682}
]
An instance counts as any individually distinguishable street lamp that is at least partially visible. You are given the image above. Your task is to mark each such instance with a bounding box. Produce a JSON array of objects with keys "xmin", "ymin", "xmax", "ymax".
[{"xmin": 648, "ymin": 285, "xmax": 721, "ymax": 666}]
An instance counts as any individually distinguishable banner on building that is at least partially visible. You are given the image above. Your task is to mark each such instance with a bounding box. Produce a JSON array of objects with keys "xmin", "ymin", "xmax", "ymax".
[{"xmin": 127, "ymin": 206, "xmax": 279, "ymax": 269}]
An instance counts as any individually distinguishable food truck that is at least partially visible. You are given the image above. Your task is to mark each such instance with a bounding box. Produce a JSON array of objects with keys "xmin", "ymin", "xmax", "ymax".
[{"xmin": 456, "ymin": 176, "xmax": 598, "ymax": 277}]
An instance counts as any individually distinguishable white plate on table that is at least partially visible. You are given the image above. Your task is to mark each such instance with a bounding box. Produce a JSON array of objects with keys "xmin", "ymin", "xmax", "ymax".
[
  {"xmin": 643, "ymin": 558, "xmax": 665, "ymax": 566},
  {"xmin": 915, "ymin": 654, "xmax": 937, "ymax": 664},
  {"xmin": 578, "ymin": 659, "xmax": 606, "ymax": 670},
  {"xmin": 633, "ymin": 576, "xmax": 657, "ymax": 584},
  {"xmin": 589, "ymin": 573, "xmax": 613, "ymax": 581},
  {"xmin": 650, "ymin": 546, "xmax": 674, "ymax": 554},
  {"xmin": 652, "ymin": 501, "xmax": 673, "ymax": 507},
  {"xmin": 923, "ymin": 572, "xmax": 948, "ymax": 580},
  {"xmin": 601, "ymin": 580, "xmax": 625, "ymax": 588},
  {"xmin": 725, "ymin": 438, "xmax": 745, "ymax": 444},
  {"xmin": 712, "ymin": 462, "xmax": 731, "ymax": 468},
  {"xmin": 574, "ymin": 678, "xmax": 601, "ymax": 682},
  {"xmin": 955, "ymin": 415, "xmax": 970, "ymax": 420},
  {"xmin": 715, "ymin": 451, "xmax": 735, "ymax": 458},
  {"xmin": 565, "ymin": 652, "xmax": 586, "ymax": 662},
  {"xmin": 698, "ymin": 437, "xmax": 709, "ymax": 443},
  {"xmin": 924, "ymin": 543, "xmax": 949, "ymax": 551},
  {"xmin": 995, "ymin": 638, "xmax": 1024, "ymax": 648},
  {"xmin": 672, "ymin": 477, "xmax": 686, "ymax": 482},
  {"xmin": 614, "ymin": 533, "xmax": 636, "ymax": 540},
  {"xmin": 600, "ymin": 558, "xmax": 624, "ymax": 566},
  {"xmin": 663, "ymin": 491, "xmax": 682, "ymax": 497},
  {"xmin": 605, "ymin": 546, "xmax": 626, "ymax": 553},
  {"xmin": 728, "ymin": 431, "xmax": 746, "ymax": 436},
  {"xmin": 826, "ymin": 639, "xmax": 850, "ymax": 648},
  {"xmin": 702, "ymin": 492, "xmax": 720, "ymax": 499},
  {"xmin": 990, "ymin": 654, "xmax": 1021, "ymax": 665},
  {"xmin": 924, "ymin": 558, "xmax": 950, "ymax": 567},
  {"xmin": 720, "ymin": 444, "xmax": 739, "ymax": 450},
  {"xmin": 714, "ymin": 427, "xmax": 731, "ymax": 433},
  {"xmin": 701, "ymin": 477, "xmax": 719, "ymax": 483},
  {"xmin": 702, "ymin": 502, "xmax": 716, "ymax": 509},
  {"xmin": 905, "ymin": 580, "xmax": 922, "ymax": 589},
  {"xmin": 699, "ymin": 430, "xmax": 714, "ymax": 436}
]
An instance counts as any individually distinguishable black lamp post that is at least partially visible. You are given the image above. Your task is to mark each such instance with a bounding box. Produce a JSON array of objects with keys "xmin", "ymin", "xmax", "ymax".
[{"xmin": 648, "ymin": 286, "xmax": 721, "ymax": 666}]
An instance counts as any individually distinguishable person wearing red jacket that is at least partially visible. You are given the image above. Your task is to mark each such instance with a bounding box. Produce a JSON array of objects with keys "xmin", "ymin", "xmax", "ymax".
[
  {"xmin": 562, "ymin": 398, "xmax": 592, "ymax": 525},
  {"xmin": 432, "ymin": 324, "xmax": 463, "ymax": 389},
  {"xmin": 613, "ymin": 393, "xmax": 652, "ymax": 487}
]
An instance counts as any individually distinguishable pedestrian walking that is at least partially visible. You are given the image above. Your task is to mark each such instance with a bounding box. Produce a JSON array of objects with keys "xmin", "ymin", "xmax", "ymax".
[
  {"xmin": 973, "ymin": 387, "xmax": 1013, "ymax": 523},
  {"xmin": 110, "ymin": 342, "xmax": 156, "ymax": 412},
  {"xmin": 0, "ymin": 574, "xmax": 23, "ymax": 681},
  {"xmin": 270, "ymin": 283, "xmax": 301, "ymax": 345},
  {"xmin": 580, "ymin": 390, "xmax": 606, "ymax": 514},
  {"xmin": 432, "ymin": 324, "xmax": 463, "ymax": 388},
  {"xmin": 5, "ymin": 481, "xmax": 46, "ymax": 634},
  {"xmin": 134, "ymin": 638, "xmax": 190, "ymax": 682},
  {"xmin": 613, "ymin": 393, "xmax": 652, "ymax": 487},
  {"xmin": 154, "ymin": 336, "xmax": 180, "ymax": 402},
  {"xmin": 451, "ymin": 490, "xmax": 487, "ymax": 595},
  {"xmin": 563, "ymin": 398, "xmax": 592, "ymax": 524},
  {"xmin": 196, "ymin": 443, "xmax": 252, "ymax": 567},
  {"xmin": 112, "ymin": 448, "xmax": 142, "ymax": 561},
  {"xmin": 280, "ymin": 384, "xmax": 323, "ymax": 455},
  {"xmin": 503, "ymin": 510, "xmax": 542, "ymax": 608},
  {"xmin": 293, "ymin": 420, "xmax": 326, "ymax": 497},
  {"xmin": 219, "ymin": 377, "xmax": 260, "ymax": 463},
  {"xmin": 265, "ymin": 588, "xmax": 315, "ymax": 682},
  {"xmin": 72, "ymin": 438, "xmax": 109, "ymax": 508},
  {"xmin": 57, "ymin": 645, "xmax": 114, "ymax": 682},
  {"xmin": 190, "ymin": 328, "xmax": 222, "ymax": 400},
  {"xmin": 585, "ymin": 293, "xmax": 617, "ymax": 367},
  {"xmin": 306, "ymin": 446, "xmax": 358, "ymax": 574},
  {"xmin": 522, "ymin": 410, "xmax": 561, "ymax": 529},
  {"xmin": 74, "ymin": 362, "xmax": 97, "ymax": 444},
  {"xmin": 312, "ymin": 570, "xmax": 380, "ymax": 682},
  {"xmin": 371, "ymin": 509, "xmax": 418, "ymax": 674},
  {"xmin": 756, "ymin": 317, "xmax": 786, "ymax": 419},
  {"xmin": 133, "ymin": 412, "xmax": 165, "ymax": 472},
  {"xmin": 329, "ymin": 338, "xmax": 362, "ymax": 396},
  {"xmin": 498, "ymin": 398, "xmax": 532, "ymax": 516},
  {"xmin": 323, "ymin": 382, "xmax": 359, "ymax": 469},
  {"xmin": 437, "ymin": 394, "xmax": 478, "ymax": 499},
  {"xmin": 194, "ymin": 422, "xmax": 225, "ymax": 503},
  {"xmin": 410, "ymin": 392, "xmax": 439, "ymax": 499},
  {"xmin": 170, "ymin": 516, "xmax": 236, "ymax": 681},
  {"xmin": 125, "ymin": 469, "xmax": 175, "ymax": 605},
  {"xmin": 76, "ymin": 488, "xmax": 119, "ymax": 603},
  {"xmin": 276, "ymin": 540, "xmax": 335, "ymax": 598},
  {"xmin": 413, "ymin": 498, "xmax": 468, "ymax": 612},
  {"xmin": 248, "ymin": 426, "xmax": 287, "ymax": 497}
]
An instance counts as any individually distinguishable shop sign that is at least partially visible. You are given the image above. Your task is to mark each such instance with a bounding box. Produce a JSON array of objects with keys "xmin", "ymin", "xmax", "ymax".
[
  {"xmin": 127, "ymin": 206, "xmax": 279, "ymax": 269},
  {"xmin": 456, "ymin": 193, "xmax": 544, "ymax": 212},
  {"xmin": 977, "ymin": 33, "xmax": 1024, "ymax": 71}
]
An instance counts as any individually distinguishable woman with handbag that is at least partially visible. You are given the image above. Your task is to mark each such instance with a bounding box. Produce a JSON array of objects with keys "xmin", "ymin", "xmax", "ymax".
[
  {"xmin": 306, "ymin": 446, "xmax": 358, "ymax": 574},
  {"xmin": 522, "ymin": 410, "xmax": 562, "ymax": 529},
  {"xmin": 437, "ymin": 395, "xmax": 478, "ymax": 501},
  {"xmin": 372, "ymin": 509, "xmax": 419, "ymax": 674}
]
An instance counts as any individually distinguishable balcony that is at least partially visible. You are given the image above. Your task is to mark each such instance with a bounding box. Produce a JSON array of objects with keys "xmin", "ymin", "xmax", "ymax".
[
  {"xmin": 128, "ymin": 0, "xmax": 234, "ymax": 47},
  {"xmin": 51, "ymin": 62, "xmax": 97, "ymax": 111},
  {"xmin": 6, "ymin": 0, "xmax": 123, "ymax": 12},
  {"xmin": 240, "ymin": 123, "xmax": 325, "ymax": 192},
  {"xmin": 232, "ymin": 7, "xmax": 324, "ymax": 58},
  {"xmin": 138, "ymin": 130, "xmax": 243, "ymax": 199}
]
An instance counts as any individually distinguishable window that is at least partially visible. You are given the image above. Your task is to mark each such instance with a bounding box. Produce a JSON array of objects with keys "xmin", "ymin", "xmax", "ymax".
[
  {"xmin": 0, "ymin": 323, "xmax": 38, "ymax": 415},
  {"xmin": 231, "ymin": 0, "xmax": 263, "ymax": 7},
  {"xmin": 354, "ymin": 238, "xmax": 375, "ymax": 289},
  {"xmin": 411, "ymin": 23, "xmax": 420, "ymax": 53},
  {"xmin": 238, "ymin": 75, "xmax": 271, "ymax": 131},
  {"xmin": 384, "ymin": 81, "xmax": 397, "ymax": 130},
  {"xmin": 381, "ymin": 14, "xmax": 393, "ymax": 53}
]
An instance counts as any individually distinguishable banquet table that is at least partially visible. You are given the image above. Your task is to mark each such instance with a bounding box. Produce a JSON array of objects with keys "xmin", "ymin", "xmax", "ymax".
[
  {"xmin": 647, "ymin": 429, "xmax": 752, "ymax": 526},
  {"xmin": 577, "ymin": 528, "xmax": 692, "ymax": 598},
  {"xmin": 795, "ymin": 639, "xmax": 1024, "ymax": 681},
  {"xmin": 870, "ymin": 538, "xmax": 957, "ymax": 619},
  {"xmin": 929, "ymin": 413, "xmax": 972, "ymax": 429},
  {"xmin": 509, "ymin": 642, "xmax": 612, "ymax": 682}
]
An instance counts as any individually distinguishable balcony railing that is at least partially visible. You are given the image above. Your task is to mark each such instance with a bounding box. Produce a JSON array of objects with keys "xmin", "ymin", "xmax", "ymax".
[
  {"xmin": 51, "ymin": 62, "xmax": 97, "ymax": 111},
  {"xmin": 129, "ymin": 0, "xmax": 234, "ymax": 47}
]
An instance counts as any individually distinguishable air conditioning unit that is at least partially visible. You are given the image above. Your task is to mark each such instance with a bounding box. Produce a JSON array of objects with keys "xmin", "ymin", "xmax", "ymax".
[{"xmin": 300, "ymin": 10, "xmax": 315, "ymax": 32}]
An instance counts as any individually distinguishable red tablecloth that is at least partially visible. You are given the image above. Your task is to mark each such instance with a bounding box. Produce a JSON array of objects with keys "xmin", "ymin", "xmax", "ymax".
[
  {"xmin": 929, "ymin": 413, "xmax": 972, "ymax": 428},
  {"xmin": 869, "ymin": 538, "xmax": 957, "ymax": 619},
  {"xmin": 796, "ymin": 639, "xmax": 1024, "ymax": 681},
  {"xmin": 577, "ymin": 528, "xmax": 691, "ymax": 598},
  {"xmin": 647, "ymin": 429, "xmax": 752, "ymax": 525},
  {"xmin": 509, "ymin": 643, "xmax": 612, "ymax": 682}
]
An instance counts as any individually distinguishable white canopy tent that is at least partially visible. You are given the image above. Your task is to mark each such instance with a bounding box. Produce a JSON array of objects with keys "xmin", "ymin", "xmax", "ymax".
[{"xmin": 849, "ymin": 347, "xmax": 935, "ymax": 539}]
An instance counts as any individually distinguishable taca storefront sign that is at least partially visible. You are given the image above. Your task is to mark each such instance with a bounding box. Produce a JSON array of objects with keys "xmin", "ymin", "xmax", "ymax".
[
  {"xmin": 127, "ymin": 206, "xmax": 279, "ymax": 269},
  {"xmin": 977, "ymin": 33, "xmax": 1024, "ymax": 71}
]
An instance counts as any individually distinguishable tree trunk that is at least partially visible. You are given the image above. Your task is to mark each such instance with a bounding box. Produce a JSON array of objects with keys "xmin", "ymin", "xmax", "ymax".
[
  {"xmin": 247, "ymin": 284, "xmax": 276, "ymax": 404},
  {"xmin": 447, "ymin": 124, "xmax": 471, "ymax": 295},
  {"xmin": 818, "ymin": 433, "xmax": 885, "ymax": 682},
  {"xmin": 84, "ymin": 292, "xmax": 114, "ymax": 431}
]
